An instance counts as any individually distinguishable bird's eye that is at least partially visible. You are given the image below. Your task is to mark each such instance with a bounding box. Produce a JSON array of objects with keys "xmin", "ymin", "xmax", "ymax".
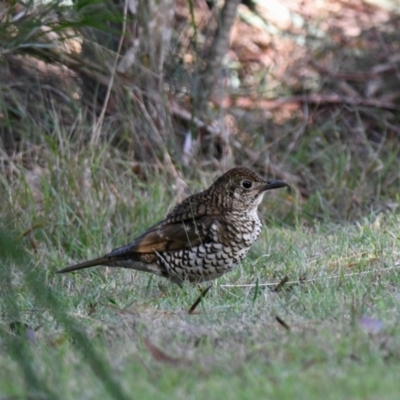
[{"xmin": 241, "ymin": 180, "xmax": 252, "ymax": 189}]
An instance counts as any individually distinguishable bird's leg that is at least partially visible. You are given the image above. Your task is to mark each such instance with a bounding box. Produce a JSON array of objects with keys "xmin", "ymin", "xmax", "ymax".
[{"xmin": 188, "ymin": 285, "xmax": 212, "ymax": 314}]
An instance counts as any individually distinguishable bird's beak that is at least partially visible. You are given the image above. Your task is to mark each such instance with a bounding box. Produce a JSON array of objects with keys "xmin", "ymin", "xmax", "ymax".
[{"xmin": 259, "ymin": 180, "xmax": 290, "ymax": 191}]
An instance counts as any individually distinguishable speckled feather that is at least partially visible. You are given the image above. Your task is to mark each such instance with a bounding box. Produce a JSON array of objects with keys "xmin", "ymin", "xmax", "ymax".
[{"xmin": 57, "ymin": 167, "xmax": 288, "ymax": 283}]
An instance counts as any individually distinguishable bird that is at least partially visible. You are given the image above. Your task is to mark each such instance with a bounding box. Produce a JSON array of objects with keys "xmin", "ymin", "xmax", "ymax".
[{"xmin": 57, "ymin": 167, "xmax": 289, "ymax": 284}]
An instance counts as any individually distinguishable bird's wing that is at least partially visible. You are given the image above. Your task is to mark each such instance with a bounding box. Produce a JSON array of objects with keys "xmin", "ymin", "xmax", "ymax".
[{"xmin": 106, "ymin": 214, "xmax": 218, "ymax": 257}]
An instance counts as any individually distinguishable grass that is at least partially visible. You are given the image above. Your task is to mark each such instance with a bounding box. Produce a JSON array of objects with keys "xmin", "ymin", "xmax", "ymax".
[
  {"xmin": 1, "ymin": 138, "xmax": 400, "ymax": 399},
  {"xmin": 1, "ymin": 1, "xmax": 400, "ymax": 398}
]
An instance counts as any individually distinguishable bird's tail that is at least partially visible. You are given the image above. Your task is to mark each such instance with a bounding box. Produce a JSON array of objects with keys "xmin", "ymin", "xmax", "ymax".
[{"xmin": 56, "ymin": 257, "xmax": 110, "ymax": 274}]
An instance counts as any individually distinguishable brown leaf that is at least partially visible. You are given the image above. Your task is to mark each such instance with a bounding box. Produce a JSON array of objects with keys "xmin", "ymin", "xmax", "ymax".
[{"xmin": 144, "ymin": 339, "xmax": 188, "ymax": 366}]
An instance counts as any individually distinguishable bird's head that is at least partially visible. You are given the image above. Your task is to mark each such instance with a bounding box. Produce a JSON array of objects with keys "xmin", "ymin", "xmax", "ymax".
[{"xmin": 210, "ymin": 167, "xmax": 289, "ymax": 212}]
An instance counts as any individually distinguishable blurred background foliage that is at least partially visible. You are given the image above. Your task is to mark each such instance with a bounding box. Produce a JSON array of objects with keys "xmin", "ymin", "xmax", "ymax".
[{"xmin": 0, "ymin": 0, "xmax": 399, "ymax": 221}]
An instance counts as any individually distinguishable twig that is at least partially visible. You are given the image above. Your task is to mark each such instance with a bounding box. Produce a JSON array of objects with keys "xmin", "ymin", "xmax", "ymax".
[
  {"xmin": 308, "ymin": 58, "xmax": 399, "ymax": 82},
  {"xmin": 220, "ymin": 264, "xmax": 400, "ymax": 288},
  {"xmin": 273, "ymin": 275, "xmax": 289, "ymax": 292},
  {"xmin": 130, "ymin": 89, "xmax": 183, "ymax": 186},
  {"xmin": 91, "ymin": 0, "xmax": 129, "ymax": 146},
  {"xmin": 275, "ymin": 315, "xmax": 290, "ymax": 331},
  {"xmin": 225, "ymin": 94, "xmax": 398, "ymax": 111},
  {"xmin": 169, "ymin": 99, "xmax": 221, "ymax": 136}
]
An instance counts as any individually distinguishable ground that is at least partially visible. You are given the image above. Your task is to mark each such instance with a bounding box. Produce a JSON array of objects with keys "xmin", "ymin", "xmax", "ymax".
[
  {"xmin": 1, "ymin": 154, "xmax": 400, "ymax": 398},
  {"xmin": 1, "ymin": 0, "xmax": 400, "ymax": 398}
]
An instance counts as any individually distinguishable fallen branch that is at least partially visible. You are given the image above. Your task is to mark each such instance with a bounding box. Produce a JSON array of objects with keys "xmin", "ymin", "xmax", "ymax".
[
  {"xmin": 224, "ymin": 93, "xmax": 398, "ymax": 111},
  {"xmin": 308, "ymin": 58, "xmax": 400, "ymax": 82}
]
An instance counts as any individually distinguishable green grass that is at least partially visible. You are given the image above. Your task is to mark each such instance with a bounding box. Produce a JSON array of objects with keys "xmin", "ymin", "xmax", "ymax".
[
  {"xmin": 1, "ymin": 1, "xmax": 400, "ymax": 397},
  {"xmin": 1, "ymin": 141, "xmax": 400, "ymax": 399}
]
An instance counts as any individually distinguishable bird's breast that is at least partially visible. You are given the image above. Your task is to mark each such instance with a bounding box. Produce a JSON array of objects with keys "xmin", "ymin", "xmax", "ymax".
[
  {"xmin": 217, "ymin": 211, "xmax": 261, "ymax": 247},
  {"xmin": 154, "ymin": 211, "xmax": 262, "ymax": 283}
]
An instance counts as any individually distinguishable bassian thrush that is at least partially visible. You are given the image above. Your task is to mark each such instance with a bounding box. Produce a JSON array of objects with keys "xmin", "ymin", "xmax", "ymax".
[{"xmin": 57, "ymin": 167, "xmax": 289, "ymax": 284}]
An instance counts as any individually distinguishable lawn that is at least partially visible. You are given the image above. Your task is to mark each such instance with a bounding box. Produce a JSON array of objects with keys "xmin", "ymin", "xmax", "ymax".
[{"xmin": 1, "ymin": 144, "xmax": 400, "ymax": 399}]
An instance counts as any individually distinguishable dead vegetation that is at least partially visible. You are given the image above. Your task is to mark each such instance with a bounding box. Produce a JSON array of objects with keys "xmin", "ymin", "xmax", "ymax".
[{"xmin": 0, "ymin": 0, "xmax": 399, "ymax": 220}]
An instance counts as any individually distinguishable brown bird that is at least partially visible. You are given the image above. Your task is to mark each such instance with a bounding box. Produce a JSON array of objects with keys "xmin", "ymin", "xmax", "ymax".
[{"xmin": 57, "ymin": 167, "xmax": 289, "ymax": 284}]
